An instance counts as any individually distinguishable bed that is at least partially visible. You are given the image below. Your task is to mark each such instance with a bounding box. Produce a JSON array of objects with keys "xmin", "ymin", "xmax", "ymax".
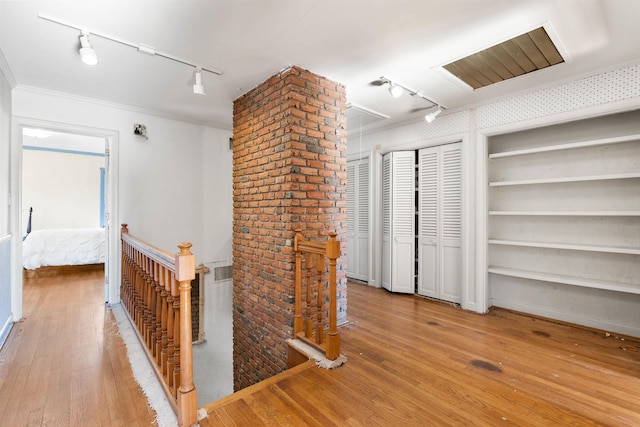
[{"xmin": 22, "ymin": 228, "xmax": 106, "ymax": 270}]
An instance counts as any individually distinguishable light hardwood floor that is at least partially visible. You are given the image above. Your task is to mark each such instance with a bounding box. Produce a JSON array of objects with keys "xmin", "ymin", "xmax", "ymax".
[
  {"xmin": 202, "ymin": 281, "xmax": 640, "ymax": 426},
  {"xmin": 0, "ymin": 266, "xmax": 156, "ymax": 427}
]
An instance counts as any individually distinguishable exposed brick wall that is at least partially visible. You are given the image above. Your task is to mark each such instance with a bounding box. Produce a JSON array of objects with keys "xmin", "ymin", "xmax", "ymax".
[{"xmin": 232, "ymin": 66, "xmax": 347, "ymax": 391}]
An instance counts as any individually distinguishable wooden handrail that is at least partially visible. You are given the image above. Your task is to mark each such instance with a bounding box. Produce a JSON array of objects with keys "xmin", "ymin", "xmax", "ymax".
[
  {"xmin": 293, "ymin": 228, "xmax": 341, "ymax": 360},
  {"xmin": 120, "ymin": 224, "xmax": 197, "ymax": 427}
]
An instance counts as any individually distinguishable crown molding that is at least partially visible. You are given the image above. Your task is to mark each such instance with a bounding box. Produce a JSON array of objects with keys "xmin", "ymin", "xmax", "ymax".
[
  {"xmin": 14, "ymin": 84, "xmax": 231, "ymax": 131},
  {"xmin": 0, "ymin": 48, "xmax": 17, "ymax": 88}
]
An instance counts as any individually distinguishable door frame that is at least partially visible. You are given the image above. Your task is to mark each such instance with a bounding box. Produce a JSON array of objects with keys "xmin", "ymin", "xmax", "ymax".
[
  {"xmin": 373, "ymin": 132, "xmax": 477, "ymax": 310},
  {"xmin": 10, "ymin": 117, "xmax": 120, "ymax": 320}
]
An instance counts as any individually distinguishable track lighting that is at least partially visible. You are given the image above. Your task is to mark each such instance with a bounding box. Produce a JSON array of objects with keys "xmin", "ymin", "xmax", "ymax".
[
  {"xmin": 79, "ymin": 32, "xmax": 98, "ymax": 66},
  {"xmin": 379, "ymin": 76, "xmax": 443, "ymax": 118},
  {"xmin": 388, "ymin": 84, "xmax": 403, "ymax": 98},
  {"xmin": 193, "ymin": 69, "xmax": 206, "ymax": 95},
  {"xmin": 39, "ymin": 14, "xmax": 222, "ymax": 95},
  {"xmin": 425, "ymin": 107, "xmax": 442, "ymax": 123}
]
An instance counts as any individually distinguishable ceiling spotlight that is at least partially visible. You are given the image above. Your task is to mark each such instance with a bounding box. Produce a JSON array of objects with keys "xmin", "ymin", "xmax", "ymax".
[
  {"xmin": 425, "ymin": 107, "xmax": 442, "ymax": 123},
  {"xmin": 193, "ymin": 68, "xmax": 206, "ymax": 95},
  {"xmin": 388, "ymin": 84, "xmax": 403, "ymax": 98},
  {"xmin": 78, "ymin": 32, "xmax": 99, "ymax": 66}
]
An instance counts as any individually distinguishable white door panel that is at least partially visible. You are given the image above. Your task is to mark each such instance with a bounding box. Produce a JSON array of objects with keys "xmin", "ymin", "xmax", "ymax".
[{"xmin": 417, "ymin": 143, "xmax": 462, "ymax": 302}]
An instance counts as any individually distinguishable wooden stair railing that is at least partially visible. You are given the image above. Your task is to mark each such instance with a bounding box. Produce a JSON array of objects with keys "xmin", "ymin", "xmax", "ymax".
[
  {"xmin": 120, "ymin": 224, "xmax": 197, "ymax": 427},
  {"xmin": 293, "ymin": 228, "xmax": 341, "ymax": 360}
]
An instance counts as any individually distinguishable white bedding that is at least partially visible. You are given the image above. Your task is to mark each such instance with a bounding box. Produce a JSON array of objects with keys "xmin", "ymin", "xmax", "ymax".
[{"xmin": 22, "ymin": 228, "xmax": 106, "ymax": 270}]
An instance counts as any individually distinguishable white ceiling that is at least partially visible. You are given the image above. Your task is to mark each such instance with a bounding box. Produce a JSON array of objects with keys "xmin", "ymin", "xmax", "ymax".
[{"xmin": 1, "ymin": 1, "xmax": 639, "ymax": 134}]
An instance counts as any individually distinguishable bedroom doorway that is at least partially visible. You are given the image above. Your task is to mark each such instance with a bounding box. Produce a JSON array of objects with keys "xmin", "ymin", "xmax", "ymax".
[{"xmin": 11, "ymin": 117, "xmax": 120, "ymax": 321}]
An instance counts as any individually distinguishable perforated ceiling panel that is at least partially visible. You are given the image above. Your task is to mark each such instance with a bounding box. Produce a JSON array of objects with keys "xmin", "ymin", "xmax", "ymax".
[{"xmin": 477, "ymin": 64, "xmax": 640, "ymax": 129}]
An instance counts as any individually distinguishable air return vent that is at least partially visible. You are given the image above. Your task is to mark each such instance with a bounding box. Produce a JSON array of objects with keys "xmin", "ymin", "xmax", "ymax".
[
  {"xmin": 214, "ymin": 265, "xmax": 233, "ymax": 281},
  {"xmin": 443, "ymin": 27, "xmax": 564, "ymax": 90}
]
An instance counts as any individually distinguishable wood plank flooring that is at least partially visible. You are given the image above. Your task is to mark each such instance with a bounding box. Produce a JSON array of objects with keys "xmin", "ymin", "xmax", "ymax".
[
  {"xmin": 201, "ymin": 282, "xmax": 640, "ymax": 426},
  {"xmin": 0, "ymin": 266, "xmax": 156, "ymax": 426}
]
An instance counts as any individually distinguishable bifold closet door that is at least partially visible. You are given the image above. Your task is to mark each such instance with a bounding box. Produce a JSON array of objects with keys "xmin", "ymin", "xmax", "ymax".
[
  {"xmin": 417, "ymin": 143, "xmax": 462, "ymax": 303},
  {"xmin": 346, "ymin": 159, "xmax": 369, "ymax": 281},
  {"xmin": 382, "ymin": 151, "xmax": 415, "ymax": 293}
]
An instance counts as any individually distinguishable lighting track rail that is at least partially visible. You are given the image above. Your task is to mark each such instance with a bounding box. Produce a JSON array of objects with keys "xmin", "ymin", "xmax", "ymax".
[{"xmin": 38, "ymin": 13, "xmax": 223, "ymax": 76}]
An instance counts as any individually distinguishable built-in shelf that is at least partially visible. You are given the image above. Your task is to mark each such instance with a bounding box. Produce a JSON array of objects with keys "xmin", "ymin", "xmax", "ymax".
[
  {"xmin": 488, "ymin": 133, "xmax": 640, "ymax": 159},
  {"xmin": 488, "ymin": 239, "xmax": 640, "ymax": 255},
  {"xmin": 488, "ymin": 210, "xmax": 640, "ymax": 216},
  {"xmin": 489, "ymin": 172, "xmax": 640, "ymax": 187},
  {"xmin": 488, "ymin": 266, "xmax": 640, "ymax": 295}
]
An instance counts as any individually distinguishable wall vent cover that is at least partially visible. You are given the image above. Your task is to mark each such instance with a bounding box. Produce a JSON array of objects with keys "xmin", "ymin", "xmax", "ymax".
[
  {"xmin": 214, "ymin": 265, "xmax": 233, "ymax": 282},
  {"xmin": 443, "ymin": 27, "xmax": 564, "ymax": 90}
]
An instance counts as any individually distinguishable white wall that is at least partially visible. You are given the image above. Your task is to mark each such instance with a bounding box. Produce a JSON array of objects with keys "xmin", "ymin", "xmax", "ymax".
[
  {"xmin": 22, "ymin": 150, "xmax": 104, "ymax": 229},
  {"xmin": 13, "ymin": 88, "xmax": 212, "ymax": 259},
  {"xmin": 12, "ymin": 87, "xmax": 236, "ymax": 402},
  {"xmin": 348, "ymin": 62, "xmax": 640, "ymax": 337},
  {"xmin": 0, "ymin": 64, "xmax": 13, "ymax": 347},
  {"xmin": 194, "ymin": 125, "xmax": 234, "ymax": 404}
]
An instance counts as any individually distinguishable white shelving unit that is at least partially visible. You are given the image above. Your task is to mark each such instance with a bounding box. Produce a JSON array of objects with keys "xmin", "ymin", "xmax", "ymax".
[{"xmin": 487, "ymin": 111, "xmax": 640, "ymax": 334}]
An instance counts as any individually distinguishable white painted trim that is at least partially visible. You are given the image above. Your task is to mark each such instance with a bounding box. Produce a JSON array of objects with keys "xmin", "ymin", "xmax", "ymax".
[
  {"xmin": 11, "ymin": 117, "xmax": 121, "ymax": 316},
  {"xmin": 367, "ymin": 149, "xmax": 382, "ymax": 288},
  {"xmin": 10, "ymin": 120, "xmax": 23, "ymax": 320},
  {"xmin": 14, "ymin": 85, "xmax": 232, "ymax": 131},
  {"xmin": 474, "ymin": 130, "xmax": 489, "ymax": 314},
  {"xmin": 377, "ymin": 132, "xmax": 466, "ymax": 155},
  {"xmin": 0, "ymin": 49, "xmax": 17, "ymax": 88},
  {"xmin": 490, "ymin": 297, "xmax": 640, "ymax": 338},
  {"xmin": 476, "ymin": 95, "xmax": 640, "ymax": 317},
  {"xmin": 371, "ymin": 132, "xmax": 476, "ymax": 308},
  {"xmin": 0, "ymin": 315, "xmax": 13, "ymax": 349},
  {"xmin": 477, "ymin": 97, "xmax": 640, "ymax": 137}
]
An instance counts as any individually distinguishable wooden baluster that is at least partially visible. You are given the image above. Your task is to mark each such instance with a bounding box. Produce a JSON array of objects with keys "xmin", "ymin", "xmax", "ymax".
[
  {"xmin": 173, "ymin": 294, "xmax": 181, "ymax": 398},
  {"xmin": 166, "ymin": 271, "xmax": 177, "ymax": 392},
  {"xmin": 134, "ymin": 250, "xmax": 143, "ymax": 331},
  {"xmin": 315, "ymin": 252, "xmax": 323, "ymax": 345},
  {"xmin": 141, "ymin": 255, "xmax": 149, "ymax": 344},
  {"xmin": 304, "ymin": 254, "xmax": 313, "ymax": 339},
  {"xmin": 294, "ymin": 229, "xmax": 303, "ymax": 337},
  {"xmin": 146, "ymin": 257, "xmax": 154, "ymax": 349},
  {"xmin": 176, "ymin": 242, "xmax": 197, "ymax": 427},
  {"xmin": 160, "ymin": 266, "xmax": 170, "ymax": 376},
  {"xmin": 153, "ymin": 262, "xmax": 163, "ymax": 362},
  {"xmin": 325, "ymin": 232, "xmax": 340, "ymax": 361},
  {"xmin": 149, "ymin": 261, "xmax": 158, "ymax": 360}
]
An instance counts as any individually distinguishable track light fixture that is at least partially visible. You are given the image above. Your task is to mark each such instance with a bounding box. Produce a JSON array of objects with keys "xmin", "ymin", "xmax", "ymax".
[
  {"xmin": 388, "ymin": 84, "xmax": 403, "ymax": 98},
  {"xmin": 79, "ymin": 32, "xmax": 99, "ymax": 66},
  {"xmin": 379, "ymin": 76, "xmax": 444, "ymax": 122},
  {"xmin": 425, "ymin": 106, "xmax": 442, "ymax": 123},
  {"xmin": 39, "ymin": 13, "xmax": 222, "ymax": 95},
  {"xmin": 193, "ymin": 68, "xmax": 206, "ymax": 95}
]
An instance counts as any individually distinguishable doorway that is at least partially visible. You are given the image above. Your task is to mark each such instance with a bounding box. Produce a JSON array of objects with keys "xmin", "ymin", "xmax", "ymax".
[{"xmin": 10, "ymin": 117, "xmax": 120, "ymax": 321}]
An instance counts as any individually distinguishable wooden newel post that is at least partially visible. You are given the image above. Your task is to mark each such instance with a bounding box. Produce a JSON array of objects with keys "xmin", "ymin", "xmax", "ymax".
[
  {"xmin": 294, "ymin": 229, "xmax": 303, "ymax": 337},
  {"xmin": 325, "ymin": 232, "xmax": 340, "ymax": 361},
  {"xmin": 175, "ymin": 242, "xmax": 197, "ymax": 427}
]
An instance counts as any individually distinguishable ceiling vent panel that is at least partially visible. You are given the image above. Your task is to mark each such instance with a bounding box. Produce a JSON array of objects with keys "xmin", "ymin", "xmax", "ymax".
[{"xmin": 443, "ymin": 27, "xmax": 564, "ymax": 90}]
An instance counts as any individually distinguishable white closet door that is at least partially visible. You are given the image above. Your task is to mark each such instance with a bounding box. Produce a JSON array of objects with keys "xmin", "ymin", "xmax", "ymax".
[
  {"xmin": 418, "ymin": 147, "xmax": 438, "ymax": 298},
  {"xmin": 417, "ymin": 143, "xmax": 462, "ymax": 302},
  {"xmin": 441, "ymin": 143, "xmax": 462, "ymax": 302},
  {"xmin": 356, "ymin": 160, "xmax": 369, "ymax": 280},
  {"xmin": 382, "ymin": 155, "xmax": 392, "ymax": 290},
  {"xmin": 382, "ymin": 151, "xmax": 415, "ymax": 294},
  {"xmin": 346, "ymin": 161, "xmax": 356, "ymax": 278}
]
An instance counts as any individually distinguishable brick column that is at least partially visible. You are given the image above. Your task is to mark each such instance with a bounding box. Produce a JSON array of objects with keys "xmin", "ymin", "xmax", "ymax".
[{"xmin": 232, "ymin": 66, "xmax": 347, "ymax": 390}]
